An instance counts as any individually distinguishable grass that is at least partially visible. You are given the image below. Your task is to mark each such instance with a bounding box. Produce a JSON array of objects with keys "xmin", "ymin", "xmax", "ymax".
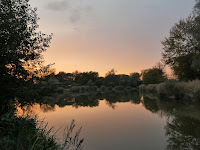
[
  {"xmin": 0, "ymin": 112, "xmax": 84, "ymax": 150},
  {"xmin": 139, "ymin": 79, "xmax": 200, "ymax": 101}
]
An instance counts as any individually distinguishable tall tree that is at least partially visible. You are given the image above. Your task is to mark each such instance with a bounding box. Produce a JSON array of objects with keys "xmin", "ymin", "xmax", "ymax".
[
  {"xmin": 0, "ymin": 0, "xmax": 52, "ymax": 85},
  {"xmin": 162, "ymin": 2, "xmax": 200, "ymax": 81}
]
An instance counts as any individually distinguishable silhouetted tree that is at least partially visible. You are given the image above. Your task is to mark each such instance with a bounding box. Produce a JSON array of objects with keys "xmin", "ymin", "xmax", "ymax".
[
  {"xmin": 0, "ymin": 0, "xmax": 52, "ymax": 86},
  {"xmin": 105, "ymin": 69, "xmax": 118, "ymax": 86},
  {"xmin": 162, "ymin": 1, "xmax": 200, "ymax": 81},
  {"xmin": 142, "ymin": 67, "xmax": 166, "ymax": 85},
  {"xmin": 73, "ymin": 71, "xmax": 99, "ymax": 85},
  {"xmin": 129, "ymin": 72, "xmax": 142, "ymax": 87}
]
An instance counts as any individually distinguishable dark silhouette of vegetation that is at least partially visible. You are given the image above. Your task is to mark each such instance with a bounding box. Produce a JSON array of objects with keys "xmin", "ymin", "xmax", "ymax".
[
  {"xmin": 142, "ymin": 63, "xmax": 166, "ymax": 85},
  {"xmin": 41, "ymin": 69, "xmax": 142, "ymax": 89},
  {"xmin": 1, "ymin": 0, "xmax": 200, "ymax": 149},
  {"xmin": 162, "ymin": 1, "xmax": 200, "ymax": 81},
  {"xmin": 142, "ymin": 96, "xmax": 200, "ymax": 150},
  {"xmin": 140, "ymin": 80, "xmax": 200, "ymax": 102},
  {"xmin": 0, "ymin": 1, "xmax": 84, "ymax": 150},
  {"xmin": 15, "ymin": 91, "xmax": 142, "ymax": 112},
  {"xmin": 0, "ymin": 0, "xmax": 52, "ymax": 89}
]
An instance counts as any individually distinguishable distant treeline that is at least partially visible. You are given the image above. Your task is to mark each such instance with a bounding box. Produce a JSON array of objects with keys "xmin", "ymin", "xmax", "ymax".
[{"xmin": 39, "ymin": 69, "xmax": 143, "ymax": 88}]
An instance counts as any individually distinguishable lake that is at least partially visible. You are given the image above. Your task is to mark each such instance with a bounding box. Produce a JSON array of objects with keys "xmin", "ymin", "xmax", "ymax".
[{"xmin": 17, "ymin": 92, "xmax": 200, "ymax": 150}]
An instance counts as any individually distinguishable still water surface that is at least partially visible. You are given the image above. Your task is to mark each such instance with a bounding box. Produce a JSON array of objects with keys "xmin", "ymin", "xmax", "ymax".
[{"xmin": 17, "ymin": 92, "xmax": 200, "ymax": 150}]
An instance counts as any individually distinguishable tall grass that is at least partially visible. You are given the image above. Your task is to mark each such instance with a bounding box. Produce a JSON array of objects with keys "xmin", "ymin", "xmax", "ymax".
[
  {"xmin": 0, "ymin": 113, "xmax": 84, "ymax": 150},
  {"xmin": 139, "ymin": 80, "xmax": 200, "ymax": 101}
]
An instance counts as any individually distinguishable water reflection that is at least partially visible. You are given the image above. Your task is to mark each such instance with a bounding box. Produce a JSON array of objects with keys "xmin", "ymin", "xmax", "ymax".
[
  {"xmin": 17, "ymin": 92, "xmax": 141, "ymax": 113},
  {"xmin": 16, "ymin": 92, "xmax": 200, "ymax": 150},
  {"xmin": 143, "ymin": 95, "xmax": 200, "ymax": 150}
]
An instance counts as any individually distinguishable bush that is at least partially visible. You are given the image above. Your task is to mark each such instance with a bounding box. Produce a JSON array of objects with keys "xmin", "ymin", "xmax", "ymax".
[
  {"xmin": 182, "ymin": 80, "xmax": 200, "ymax": 101},
  {"xmin": 157, "ymin": 80, "xmax": 184, "ymax": 99},
  {"xmin": 145, "ymin": 84, "xmax": 158, "ymax": 94},
  {"xmin": 0, "ymin": 114, "xmax": 84, "ymax": 150},
  {"xmin": 139, "ymin": 84, "xmax": 146, "ymax": 94},
  {"xmin": 140, "ymin": 79, "xmax": 200, "ymax": 101},
  {"xmin": 0, "ymin": 114, "xmax": 59, "ymax": 150}
]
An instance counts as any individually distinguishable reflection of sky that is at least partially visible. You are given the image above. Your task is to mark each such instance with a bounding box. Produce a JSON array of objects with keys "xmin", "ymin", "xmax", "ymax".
[
  {"xmin": 17, "ymin": 100, "xmax": 168, "ymax": 150},
  {"xmin": 30, "ymin": 0, "xmax": 195, "ymax": 76}
]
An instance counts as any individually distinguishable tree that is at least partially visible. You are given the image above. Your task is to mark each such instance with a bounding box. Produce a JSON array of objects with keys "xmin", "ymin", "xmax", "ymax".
[
  {"xmin": 194, "ymin": 0, "xmax": 200, "ymax": 15},
  {"xmin": 129, "ymin": 72, "xmax": 142, "ymax": 87},
  {"xmin": 142, "ymin": 67, "xmax": 166, "ymax": 85},
  {"xmin": 0, "ymin": 0, "xmax": 52, "ymax": 86},
  {"xmin": 162, "ymin": 2, "xmax": 200, "ymax": 81},
  {"xmin": 105, "ymin": 69, "xmax": 118, "ymax": 86}
]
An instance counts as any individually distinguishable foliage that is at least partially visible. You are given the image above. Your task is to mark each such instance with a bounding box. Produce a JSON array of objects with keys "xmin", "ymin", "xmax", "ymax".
[
  {"xmin": 182, "ymin": 80, "xmax": 200, "ymax": 100},
  {"xmin": 157, "ymin": 80, "xmax": 184, "ymax": 99},
  {"xmin": 73, "ymin": 71, "xmax": 99, "ymax": 86},
  {"xmin": 142, "ymin": 68, "xmax": 166, "ymax": 85},
  {"xmin": 43, "ymin": 70, "xmax": 142, "ymax": 88},
  {"xmin": 140, "ymin": 79, "xmax": 200, "ymax": 102},
  {"xmin": 0, "ymin": 0, "xmax": 52, "ymax": 86},
  {"xmin": 0, "ymin": 113, "xmax": 84, "ymax": 150},
  {"xmin": 0, "ymin": 114, "xmax": 59, "ymax": 150},
  {"xmin": 162, "ymin": 1, "xmax": 200, "ymax": 81},
  {"xmin": 129, "ymin": 72, "xmax": 142, "ymax": 87}
]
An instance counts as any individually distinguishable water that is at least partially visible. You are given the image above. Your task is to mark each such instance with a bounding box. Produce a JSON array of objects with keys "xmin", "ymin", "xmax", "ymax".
[{"xmin": 17, "ymin": 92, "xmax": 200, "ymax": 150}]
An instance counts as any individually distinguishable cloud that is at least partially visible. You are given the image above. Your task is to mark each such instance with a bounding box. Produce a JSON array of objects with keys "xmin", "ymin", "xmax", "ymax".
[
  {"xmin": 46, "ymin": 0, "xmax": 69, "ymax": 11},
  {"xmin": 45, "ymin": 0, "xmax": 93, "ymax": 26},
  {"xmin": 70, "ymin": 10, "xmax": 81, "ymax": 23}
]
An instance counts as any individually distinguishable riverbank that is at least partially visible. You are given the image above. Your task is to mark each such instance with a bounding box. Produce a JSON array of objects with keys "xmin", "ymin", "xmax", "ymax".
[{"xmin": 139, "ymin": 80, "xmax": 200, "ymax": 102}]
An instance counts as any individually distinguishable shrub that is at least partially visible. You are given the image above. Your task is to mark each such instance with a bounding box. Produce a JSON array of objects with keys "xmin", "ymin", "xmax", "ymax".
[
  {"xmin": 0, "ymin": 114, "xmax": 59, "ymax": 150},
  {"xmin": 139, "ymin": 84, "xmax": 146, "ymax": 94},
  {"xmin": 157, "ymin": 80, "xmax": 184, "ymax": 99},
  {"xmin": 182, "ymin": 80, "xmax": 200, "ymax": 101},
  {"xmin": 145, "ymin": 84, "xmax": 158, "ymax": 94}
]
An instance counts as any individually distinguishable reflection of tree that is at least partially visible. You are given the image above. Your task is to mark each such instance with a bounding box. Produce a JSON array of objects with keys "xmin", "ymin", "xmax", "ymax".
[
  {"xmin": 104, "ymin": 92, "xmax": 141, "ymax": 108},
  {"xmin": 73, "ymin": 95, "xmax": 99, "ymax": 108},
  {"xmin": 142, "ymin": 95, "xmax": 200, "ymax": 150},
  {"xmin": 16, "ymin": 92, "xmax": 142, "ymax": 112},
  {"xmin": 40, "ymin": 104, "xmax": 55, "ymax": 113},
  {"xmin": 143, "ymin": 97, "xmax": 159, "ymax": 113},
  {"xmin": 165, "ymin": 116, "xmax": 200, "ymax": 150}
]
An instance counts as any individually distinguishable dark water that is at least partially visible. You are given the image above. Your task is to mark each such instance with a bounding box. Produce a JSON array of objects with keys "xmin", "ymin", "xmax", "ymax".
[{"xmin": 17, "ymin": 92, "xmax": 200, "ymax": 150}]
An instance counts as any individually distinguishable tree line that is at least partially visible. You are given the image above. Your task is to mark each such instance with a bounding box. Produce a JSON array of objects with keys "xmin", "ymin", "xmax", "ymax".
[
  {"xmin": 42, "ymin": 69, "xmax": 142, "ymax": 88},
  {"xmin": 1, "ymin": 0, "xmax": 200, "ymax": 91}
]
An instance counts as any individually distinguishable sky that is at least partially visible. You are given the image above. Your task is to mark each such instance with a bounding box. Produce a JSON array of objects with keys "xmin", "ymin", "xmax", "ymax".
[{"xmin": 30, "ymin": 0, "xmax": 195, "ymax": 76}]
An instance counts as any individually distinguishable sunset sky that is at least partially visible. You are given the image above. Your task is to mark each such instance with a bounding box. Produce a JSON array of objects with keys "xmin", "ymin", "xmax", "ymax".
[{"xmin": 30, "ymin": 0, "xmax": 195, "ymax": 76}]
